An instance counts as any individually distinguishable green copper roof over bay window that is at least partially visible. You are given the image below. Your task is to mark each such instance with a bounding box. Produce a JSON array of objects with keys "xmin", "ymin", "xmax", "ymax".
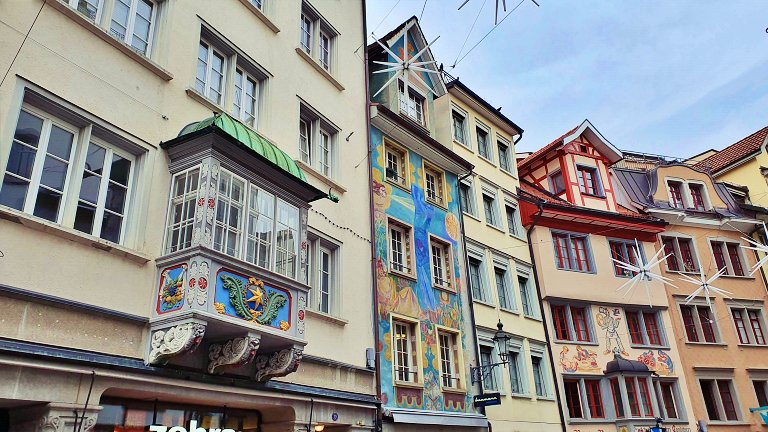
[{"xmin": 178, "ymin": 112, "xmax": 307, "ymax": 182}]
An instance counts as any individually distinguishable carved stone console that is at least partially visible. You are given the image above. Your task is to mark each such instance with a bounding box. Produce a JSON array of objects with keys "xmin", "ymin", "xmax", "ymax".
[
  {"xmin": 254, "ymin": 346, "xmax": 304, "ymax": 382},
  {"xmin": 147, "ymin": 319, "xmax": 206, "ymax": 365},
  {"xmin": 208, "ymin": 333, "xmax": 261, "ymax": 374}
]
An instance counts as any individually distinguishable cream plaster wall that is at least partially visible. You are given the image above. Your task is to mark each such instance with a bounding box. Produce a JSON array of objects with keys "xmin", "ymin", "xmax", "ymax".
[
  {"xmin": 0, "ymin": 0, "xmax": 373, "ymax": 385},
  {"xmin": 652, "ymin": 165, "xmax": 730, "ymax": 210},
  {"xmin": 435, "ymin": 90, "xmax": 562, "ymax": 430}
]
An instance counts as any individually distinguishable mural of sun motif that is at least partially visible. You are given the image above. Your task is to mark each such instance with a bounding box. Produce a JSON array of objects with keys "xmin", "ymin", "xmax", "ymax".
[{"xmin": 445, "ymin": 213, "xmax": 459, "ymax": 240}]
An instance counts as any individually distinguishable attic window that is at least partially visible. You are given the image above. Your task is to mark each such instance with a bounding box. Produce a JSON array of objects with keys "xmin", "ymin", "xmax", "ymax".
[{"xmin": 579, "ymin": 145, "xmax": 588, "ymax": 153}]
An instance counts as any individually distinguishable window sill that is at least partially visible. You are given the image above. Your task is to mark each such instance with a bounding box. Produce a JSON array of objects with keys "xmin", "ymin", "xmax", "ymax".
[
  {"xmin": 453, "ymin": 138, "xmax": 470, "ymax": 148},
  {"xmin": 554, "ymin": 339, "xmax": 600, "ymax": 346},
  {"xmin": 684, "ymin": 341, "xmax": 727, "ymax": 347},
  {"xmin": 508, "ymin": 392, "xmax": 532, "ymax": 400},
  {"xmin": 389, "ymin": 269, "xmax": 417, "ymax": 281},
  {"xmin": 499, "ymin": 167, "xmax": 518, "ymax": 179},
  {"xmin": 463, "ymin": 211, "xmax": 481, "ymax": 222},
  {"xmin": 486, "ymin": 223, "xmax": 506, "ymax": 233},
  {"xmin": 523, "ymin": 314, "xmax": 543, "ymax": 322},
  {"xmin": 296, "ymin": 159, "xmax": 347, "ymax": 194},
  {"xmin": 736, "ymin": 343, "xmax": 768, "ymax": 348},
  {"xmin": 385, "ymin": 178, "xmax": 412, "ymax": 195},
  {"xmin": 533, "ymin": 395, "xmax": 557, "ymax": 402},
  {"xmin": 49, "ymin": 0, "xmax": 173, "ymax": 81},
  {"xmin": 581, "ymin": 193, "xmax": 606, "ymax": 199},
  {"xmin": 473, "ymin": 299, "xmax": 496, "ymax": 308},
  {"xmin": 186, "ymin": 87, "xmax": 228, "ymax": 115},
  {"xmin": 478, "ymin": 155, "xmax": 496, "ymax": 167},
  {"xmin": 719, "ymin": 274, "xmax": 756, "ymax": 280},
  {"xmin": 629, "ymin": 344, "xmax": 670, "ymax": 350},
  {"xmin": 555, "ymin": 267, "xmax": 596, "ymax": 275},
  {"xmin": 394, "ymin": 381, "xmax": 424, "ymax": 390},
  {"xmin": 509, "ymin": 232, "xmax": 525, "ymax": 241},
  {"xmin": 499, "ymin": 307, "xmax": 519, "ymax": 315},
  {"xmin": 295, "ymin": 47, "xmax": 345, "ymax": 91},
  {"xmin": 237, "ymin": 0, "xmax": 280, "ymax": 33},
  {"xmin": 426, "ymin": 198, "xmax": 448, "ymax": 211},
  {"xmin": 305, "ymin": 308, "xmax": 348, "ymax": 326},
  {"xmin": 433, "ymin": 284, "xmax": 456, "ymax": 294},
  {"xmin": 442, "ymin": 387, "xmax": 467, "ymax": 395},
  {"xmin": 0, "ymin": 205, "xmax": 150, "ymax": 265},
  {"xmin": 705, "ymin": 421, "xmax": 752, "ymax": 426}
]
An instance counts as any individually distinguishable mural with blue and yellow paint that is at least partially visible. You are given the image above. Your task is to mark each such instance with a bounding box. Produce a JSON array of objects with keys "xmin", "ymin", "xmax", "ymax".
[
  {"xmin": 371, "ymin": 122, "xmax": 475, "ymax": 413},
  {"xmin": 213, "ymin": 269, "xmax": 292, "ymax": 332}
]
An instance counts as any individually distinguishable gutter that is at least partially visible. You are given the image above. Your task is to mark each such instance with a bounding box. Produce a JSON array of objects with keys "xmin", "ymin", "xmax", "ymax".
[
  {"xmin": 362, "ymin": 1, "xmax": 385, "ymax": 427},
  {"xmin": 518, "ymin": 193, "xmax": 567, "ymax": 432},
  {"xmin": 455, "ymin": 170, "xmax": 485, "ymax": 421}
]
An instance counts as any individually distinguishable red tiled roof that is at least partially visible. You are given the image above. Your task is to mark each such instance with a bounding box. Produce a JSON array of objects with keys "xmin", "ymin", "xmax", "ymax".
[
  {"xmin": 696, "ymin": 126, "xmax": 768, "ymax": 173},
  {"xmin": 518, "ymin": 125, "xmax": 579, "ymax": 169}
]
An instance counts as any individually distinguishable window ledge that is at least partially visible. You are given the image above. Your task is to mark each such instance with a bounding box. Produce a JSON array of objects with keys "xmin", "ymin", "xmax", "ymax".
[
  {"xmin": 473, "ymin": 299, "xmax": 497, "ymax": 308},
  {"xmin": 555, "ymin": 340, "xmax": 600, "ymax": 347},
  {"xmin": 453, "ymin": 138, "xmax": 470, "ymax": 148},
  {"xmin": 499, "ymin": 167, "xmax": 519, "ymax": 179},
  {"xmin": 462, "ymin": 211, "xmax": 481, "ymax": 222},
  {"xmin": 523, "ymin": 314, "xmax": 543, "ymax": 322},
  {"xmin": 305, "ymin": 308, "xmax": 348, "ymax": 326},
  {"xmin": 533, "ymin": 395, "xmax": 557, "ymax": 402},
  {"xmin": 0, "ymin": 206, "xmax": 150, "ymax": 265},
  {"xmin": 442, "ymin": 388, "xmax": 467, "ymax": 395},
  {"xmin": 684, "ymin": 341, "xmax": 727, "ymax": 347},
  {"xmin": 629, "ymin": 344, "xmax": 670, "ymax": 350},
  {"xmin": 509, "ymin": 232, "xmax": 526, "ymax": 241},
  {"xmin": 581, "ymin": 193, "xmax": 606, "ymax": 199},
  {"xmin": 237, "ymin": 0, "xmax": 280, "ymax": 33},
  {"xmin": 719, "ymin": 274, "xmax": 756, "ymax": 280},
  {"xmin": 499, "ymin": 307, "xmax": 519, "ymax": 315},
  {"xmin": 433, "ymin": 284, "xmax": 456, "ymax": 294},
  {"xmin": 295, "ymin": 48, "xmax": 345, "ymax": 91},
  {"xmin": 705, "ymin": 421, "xmax": 752, "ymax": 426},
  {"xmin": 394, "ymin": 381, "xmax": 424, "ymax": 390},
  {"xmin": 486, "ymin": 223, "xmax": 506, "ymax": 233},
  {"xmin": 186, "ymin": 87, "xmax": 227, "ymax": 115},
  {"xmin": 508, "ymin": 393, "xmax": 533, "ymax": 400},
  {"xmin": 296, "ymin": 159, "xmax": 347, "ymax": 194},
  {"xmin": 736, "ymin": 343, "xmax": 768, "ymax": 348},
  {"xmin": 49, "ymin": 0, "xmax": 173, "ymax": 81},
  {"xmin": 478, "ymin": 155, "xmax": 496, "ymax": 167},
  {"xmin": 390, "ymin": 269, "xmax": 417, "ymax": 281},
  {"xmin": 385, "ymin": 178, "xmax": 412, "ymax": 195},
  {"xmin": 426, "ymin": 198, "xmax": 448, "ymax": 211}
]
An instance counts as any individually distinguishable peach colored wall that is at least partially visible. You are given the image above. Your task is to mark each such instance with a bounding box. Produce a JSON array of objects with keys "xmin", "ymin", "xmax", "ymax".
[
  {"xmin": 653, "ymin": 166, "xmax": 730, "ymax": 209},
  {"xmin": 658, "ymin": 223, "xmax": 768, "ymax": 431}
]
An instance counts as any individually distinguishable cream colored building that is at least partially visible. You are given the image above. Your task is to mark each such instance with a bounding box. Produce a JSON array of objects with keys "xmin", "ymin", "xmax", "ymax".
[
  {"xmin": 433, "ymin": 75, "xmax": 562, "ymax": 431},
  {"xmin": 0, "ymin": 1, "xmax": 375, "ymax": 431}
]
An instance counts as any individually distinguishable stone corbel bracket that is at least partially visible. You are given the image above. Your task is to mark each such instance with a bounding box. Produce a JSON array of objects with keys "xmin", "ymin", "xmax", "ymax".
[
  {"xmin": 253, "ymin": 346, "xmax": 304, "ymax": 382},
  {"xmin": 208, "ymin": 333, "xmax": 261, "ymax": 374},
  {"xmin": 147, "ymin": 320, "xmax": 206, "ymax": 365}
]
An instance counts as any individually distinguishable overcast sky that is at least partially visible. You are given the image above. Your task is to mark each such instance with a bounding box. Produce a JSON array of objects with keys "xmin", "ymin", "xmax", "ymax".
[{"xmin": 364, "ymin": 1, "xmax": 768, "ymax": 158}]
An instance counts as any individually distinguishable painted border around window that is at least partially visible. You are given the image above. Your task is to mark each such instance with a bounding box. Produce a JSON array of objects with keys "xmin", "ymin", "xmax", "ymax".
[
  {"xmin": 428, "ymin": 234, "xmax": 455, "ymax": 292},
  {"xmin": 386, "ymin": 216, "xmax": 416, "ymax": 278},
  {"xmin": 422, "ymin": 160, "xmax": 448, "ymax": 209},
  {"xmin": 390, "ymin": 312, "xmax": 425, "ymax": 387},
  {"xmin": 434, "ymin": 325, "xmax": 466, "ymax": 391},
  {"xmin": 382, "ymin": 138, "xmax": 411, "ymax": 191}
]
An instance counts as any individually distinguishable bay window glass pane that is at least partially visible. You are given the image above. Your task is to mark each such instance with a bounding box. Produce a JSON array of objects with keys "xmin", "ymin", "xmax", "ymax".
[
  {"xmin": 110, "ymin": 0, "xmax": 130, "ymax": 40},
  {"xmin": 166, "ymin": 169, "xmax": 199, "ymax": 253},
  {"xmin": 246, "ymin": 187, "xmax": 274, "ymax": 269},
  {"xmin": 131, "ymin": 0, "xmax": 153, "ymax": 54},
  {"xmin": 275, "ymin": 200, "xmax": 299, "ymax": 278}
]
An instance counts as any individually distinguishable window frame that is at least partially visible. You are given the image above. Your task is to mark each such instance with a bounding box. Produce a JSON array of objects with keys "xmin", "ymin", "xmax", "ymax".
[
  {"xmin": 575, "ymin": 164, "xmax": 603, "ymax": 197},
  {"xmin": 467, "ymin": 247, "xmax": 491, "ymax": 304},
  {"xmin": 530, "ymin": 346, "xmax": 552, "ymax": 398},
  {"xmin": 436, "ymin": 327, "xmax": 464, "ymax": 390},
  {"xmin": 398, "ymin": 80, "xmax": 426, "ymax": 126},
  {"xmin": 299, "ymin": 102, "xmax": 339, "ymax": 179},
  {"xmin": 517, "ymin": 268, "xmax": 538, "ymax": 319},
  {"xmin": 608, "ymin": 238, "xmax": 644, "ymax": 278},
  {"xmin": 493, "ymin": 258, "xmax": 516, "ymax": 312},
  {"xmin": 728, "ymin": 304, "xmax": 767, "ymax": 346},
  {"xmin": 478, "ymin": 343, "xmax": 500, "ymax": 393},
  {"xmin": 1, "ymin": 103, "xmax": 140, "ymax": 247},
  {"xmin": 660, "ymin": 234, "xmax": 701, "ymax": 273},
  {"xmin": 654, "ymin": 379, "xmax": 684, "ymax": 420},
  {"xmin": 504, "ymin": 198, "xmax": 522, "ymax": 237},
  {"xmin": 383, "ymin": 140, "xmax": 410, "ymax": 190},
  {"xmin": 497, "ymin": 136, "xmax": 514, "ymax": 174},
  {"xmin": 429, "ymin": 235, "xmax": 454, "ymax": 291},
  {"xmin": 459, "ymin": 177, "xmax": 476, "ymax": 217},
  {"xmin": 550, "ymin": 303, "xmax": 595, "ymax": 343},
  {"xmin": 624, "ymin": 309, "xmax": 667, "ymax": 348},
  {"xmin": 699, "ymin": 377, "xmax": 742, "ymax": 423},
  {"xmin": 551, "ymin": 230, "xmax": 595, "ymax": 273},
  {"xmin": 391, "ymin": 315, "xmax": 423, "ymax": 385},
  {"xmin": 66, "ymin": 0, "xmax": 105, "ymax": 22},
  {"xmin": 423, "ymin": 162, "xmax": 446, "ymax": 208},
  {"xmin": 476, "ymin": 124, "xmax": 492, "ymax": 162},
  {"xmin": 548, "ymin": 169, "xmax": 565, "ymax": 195},
  {"xmin": 481, "ymin": 185, "xmax": 501, "ymax": 228},
  {"xmin": 563, "ymin": 377, "xmax": 605, "ymax": 420},
  {"xmin": 678, "ymin": 301, "xmax": 720, "ymax": 344},
  {"xmin": 299, "ymin": 1, "xmax": 338, "ymax": 74},
  {"xmin": 451, "ymin": 108, "xmax": 468, "ymax": 146},
  {"xmin": 506, "ymin": 339, "xmax": 527, "ymax": 395},
  {"xmin": 387, "ymin": 217, "xmax": 415, "ymax": 277},
  {"xmin": 708, "ymin": 239, "xmax": 747, "ymax": 277},
  {"xmin": 109, "ymin": 0, "xmax": 158, "ymax": 57},
  {"xmin": 306, "ymin": 231, "xmax": 341, "ymax": 316}
]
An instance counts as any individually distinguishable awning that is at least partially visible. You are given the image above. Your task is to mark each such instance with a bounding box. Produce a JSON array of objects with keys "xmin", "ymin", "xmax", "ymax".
[{"xmin": 387, "ymin": 408, "xmax": 488, "ymax": 428}]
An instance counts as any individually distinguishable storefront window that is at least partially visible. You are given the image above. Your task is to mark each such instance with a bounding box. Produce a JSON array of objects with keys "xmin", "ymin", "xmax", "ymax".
[{"xmin": 96, "ymin": 398, "xmax": 260, "ymax": 431}]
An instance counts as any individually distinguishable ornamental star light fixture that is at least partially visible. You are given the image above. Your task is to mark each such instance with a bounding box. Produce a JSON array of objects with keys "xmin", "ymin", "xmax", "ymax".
[
  {"xmin": 679, "ymin": 267, "xmax": 732, "ymax": 311},
  {"xmin": 611, "ymin": 239, "xmax": 677, "ymax": 307},
  {"xmin": 458, "ymin": 0, "xmax": 507, "ymax": 25},
  {"xmin": 740, "ymin": 225, "xmax": 768, "ymax": 275},
  {"xmin": 371, "ymin": 23, "xmax": 440, "ymax": 99}
]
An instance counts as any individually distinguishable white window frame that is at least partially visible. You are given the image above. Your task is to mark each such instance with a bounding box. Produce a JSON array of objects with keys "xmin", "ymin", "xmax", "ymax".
[
  {"xmin": 196, "ymin": 39, "xmax": 228, "ymax": 106},
  {"xmin": 109, "ymin": 0, "xmax": 158, "ymax": 56},
  {"xmin": 300, "ymin": 12, "xmax": 313, "ymax": 54},
  {"xmin": 436, "ymin": 327, "xmax": 463, "ymax": 390},
  {"xmin": 459, "ymin": 177, "xmax": 476, "ymax": 217},
  {"xmin": 300, "ymin": 2, "xmax": 338, "ymax": 73},
  {"xmin": 319, "ymin": 30, "xmax": 332, "ymax": 71},
  {"xmin": 299, "ymin": 102, "xmax": 339, "ymax": 179},
  {"xmin": 233, "ymin": 67, "xmax": 261, "ymax": 128},
  {"xmin": 429, "ymin": 235, "xmax": 453, "ymax": 291},
  {"xmin": 392, "ymin": 316, "xmax": 422, "ymax": 385},
  {"xmin": 212, "ymin": 169, "xmax": 246, "ymax": 258},
  {"xmin": 451, "ymin": 107, "xmax": 468, "ymax": 146},
  {"xmin": 423, "ymin": 162, "xmax": 446, "ymax": 207},
  {"xmin": 398, "ymin": 81, "xmax": 426, "ymax": 126},
  {"xmin": 1, "ymin": 102, "xmax": 140, "ymax": 246},
  {"xmin": 66, "ymin": 0, "xmax": 105, "ymax": 22},
  {"xmin": 384, "ymin": 140, "xmax": 409, "ymax": 189},
  {"xmin": 387, "ymin": 218, "xmax": 414, "ymax": 277},
  {"xmin": 306, "ymin": 232, "xmax": 340, "ymax": 316}
]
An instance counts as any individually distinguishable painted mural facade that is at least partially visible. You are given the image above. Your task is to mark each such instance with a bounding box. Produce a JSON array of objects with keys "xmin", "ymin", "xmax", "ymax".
[{"xmin": 371, "ymin": 125, "xmax": 474, "ymax": 413}]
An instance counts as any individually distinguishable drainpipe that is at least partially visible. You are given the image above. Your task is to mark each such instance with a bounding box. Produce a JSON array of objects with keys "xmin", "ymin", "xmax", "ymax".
[
  {"xmin": 513, "ymin": 132, "xmax": 523, "ymax": 146},
  {"xmin": 361, "ymin": 0, "xmax": 384, "ymax": 422},
  {"xmin": 456, "ymin": 170, "xmax": 484, "ymax": 417},
  {"xmin": 518, "ymin": 193, "xmax": 567, "ymax": 432}
]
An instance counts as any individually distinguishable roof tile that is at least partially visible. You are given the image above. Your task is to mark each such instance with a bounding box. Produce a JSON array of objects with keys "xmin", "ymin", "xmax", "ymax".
[{"xmin": 696, "ymin": 126, "xmax": 768, "ymax": 173}]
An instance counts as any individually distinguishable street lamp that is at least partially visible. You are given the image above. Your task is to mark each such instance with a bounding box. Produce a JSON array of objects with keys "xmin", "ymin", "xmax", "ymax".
[{"xmin": 471, "ymin": 320, "xmax": 513, "ymax": 384}]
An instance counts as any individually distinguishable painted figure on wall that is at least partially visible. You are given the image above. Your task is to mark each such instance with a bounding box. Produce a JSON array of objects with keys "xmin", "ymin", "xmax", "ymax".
[
  {"xmin": 597, "ymin": 307, "xmax": 628, "ymax": 356},
  {"xmin": 637, "ymin": 349, "xmax": 674, "ymax": 375},
  {"xmin": 559, "ymin": 345, "xmax": 600, "ymax": 372}
]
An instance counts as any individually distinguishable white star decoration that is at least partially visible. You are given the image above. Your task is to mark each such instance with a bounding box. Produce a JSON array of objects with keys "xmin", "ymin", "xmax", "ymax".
[
  {"xmin": 740, "ymin": 227, "xmax": 768, "ymax": 275},
  {"xmin": 611, "ymin": 240, "xmax": 677, "ymax": 306},
  {"xmin": 679, "ymin": 268, "xmax": 732, "ymax": 310},
  {"xmin": 458, "ymin": 0, "xmax": 507, "ymax": 25},
  {"xmin": 371, "ymin": 24, "xmax": 440, "ymax": 99}
]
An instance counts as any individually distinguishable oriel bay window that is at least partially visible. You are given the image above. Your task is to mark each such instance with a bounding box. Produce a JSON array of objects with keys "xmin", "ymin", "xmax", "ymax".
[
  {"xmin": 0, "ymin": 103, "xmax": 140, "ymax": 246},
  {"xmin": 552, "ymin": 231, "xmax": 594, "ymax": 272}
]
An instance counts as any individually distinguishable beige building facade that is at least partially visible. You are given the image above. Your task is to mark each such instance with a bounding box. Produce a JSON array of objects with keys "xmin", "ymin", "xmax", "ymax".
[
  {"xmin": 0, "ymin": 1, "xmax": 375, "ymax": 431},
  {"xmin": 433, "ymin": 75, "xmax": 562, "ymax": 431}
]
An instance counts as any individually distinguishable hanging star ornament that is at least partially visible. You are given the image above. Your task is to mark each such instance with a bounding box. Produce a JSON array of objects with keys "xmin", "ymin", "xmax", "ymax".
[
  {"xmin": 371, "ymin": 24, "xmax": 440, "ymax": 99},
  {"xmin": 679, "ymin": 268, "xmax": 732, "ymax": 311},
  {"xmin": 740, "ymin": 226, "xmax": 768, "ymax": 275},
  {"xmin": 458, "ymin": 0, "xmax": 507, "ymax": 24},
  {"xmin": 611, "ymin": 239, "xmax": 677, "ymax": 306}
]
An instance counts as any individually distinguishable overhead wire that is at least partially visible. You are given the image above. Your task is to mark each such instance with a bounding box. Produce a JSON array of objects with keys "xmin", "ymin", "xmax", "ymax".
[
  {"xmin": 451, "ymin": 0, "xmax": 488, "ymax": 68},
  {"xmin": 450, "ymin": 0, "xmax": 527, "ymax": 69}
]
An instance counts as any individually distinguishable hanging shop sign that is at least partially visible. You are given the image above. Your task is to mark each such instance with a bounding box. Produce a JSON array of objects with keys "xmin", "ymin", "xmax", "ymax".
[{"xmin": 472, "ymin": 393, "xmax": 501, "ymax": 407}]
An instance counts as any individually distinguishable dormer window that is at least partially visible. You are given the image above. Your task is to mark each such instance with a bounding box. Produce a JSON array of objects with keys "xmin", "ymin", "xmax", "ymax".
[
  {"xmin": 668, "ymin": 181, "xmax": 684, "ymax": 208},
  {"xmin": 549, "ymin": 170, "xmax": 565, "ymax": 195},
  {"xmin": 689, "ymin": 184, "xmax": 706, "ymax": 210},
  {"xmin": 576, "ymin": 165, "xmax": 601, "ymax": 196},
  {"xmin": 398, "ymin": 81, "xmax": 424, "ymax": 125}
]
